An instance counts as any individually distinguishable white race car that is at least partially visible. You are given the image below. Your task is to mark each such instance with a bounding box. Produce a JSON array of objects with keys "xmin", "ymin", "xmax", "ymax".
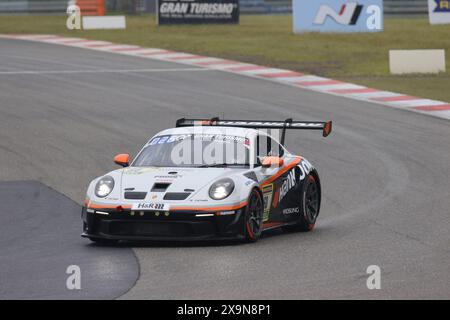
[{"xmin": 82, "ymin": 118, "xmax": 332, "ymax": 244}]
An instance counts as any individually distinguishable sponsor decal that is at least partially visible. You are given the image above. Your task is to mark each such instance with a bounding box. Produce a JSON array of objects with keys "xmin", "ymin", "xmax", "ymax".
[
  {"xmin": 132, "ymin": 202, "xmax": 170, "ymax": 211},
  {"xmin": 149, "ymin": 134, "xmax": 249, "ymax": 145},
  {"xmin": 298, "ymin": 158, "xmax": 313, "ymax": 181},
  {"xmin": 157, "ymin": 0, "xmax": 239, "ymax": 25},
  {"xmin": 124, "ymin": 167, "xmax": 161, "ymax": 175},
  {"xmin": 283, "ymin": 207, "xmax": 300, "ymax": 215},
  {"xmin": 218, "ymin": 121, "xmax": 324, "ymax": 128},
  {"xmin": 272, "ymin": 188, "xmax": 280, "ymax": 208},
  {"xmin": 149, "ymin": 134, "xmax": 189, "ymax": 145},
  {"xmin": 157, "ymin": 136, "xmax": 169, "ymax": 144},
  {"xmin": 155, "ymin": 174, "xmax": 181, "ymax": 179},
  {"xmin": 262, "ymin": 184, "xmax": 274, "ymax": 221},
  {"xmin": 278, "ymin": 158, "xmax": 313, "ymax": 204},
  {"xmin": 279, "ymin": 169, "xmax": 296, "ymax": 203}
]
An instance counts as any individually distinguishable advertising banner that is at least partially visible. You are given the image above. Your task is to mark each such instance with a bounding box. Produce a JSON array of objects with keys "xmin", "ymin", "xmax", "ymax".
[
  {"xmin": 428, "ymin": 0, "xmax": 450, "ymax": 24},
  {"xmin": 293, "ymin": 0, "xmax": 383, "ymax": 33},
  {"xmin": 157, "ymin": 0, "xmax": 239, "ymax": 25}
]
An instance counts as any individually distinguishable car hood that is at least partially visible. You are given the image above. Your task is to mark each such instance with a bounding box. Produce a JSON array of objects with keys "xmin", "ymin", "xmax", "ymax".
[{"xmin": 119, "ymin": 166, "xmax": 244, "ymax": 195}]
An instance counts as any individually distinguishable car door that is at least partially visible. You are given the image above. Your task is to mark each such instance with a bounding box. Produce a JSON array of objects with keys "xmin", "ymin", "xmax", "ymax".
[{"xmin": 252, "ymin": 133, "xmax": 297, "ymax": 224}]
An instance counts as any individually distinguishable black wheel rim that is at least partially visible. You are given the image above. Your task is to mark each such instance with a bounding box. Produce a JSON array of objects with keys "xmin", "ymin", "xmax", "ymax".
[
  {"xmin": 304, "ymin": 179, "xmax": 319, "ymax": 222},
  {"xmin": 248, "ymin": 191, "xmax": 263, "ymax": 236}
]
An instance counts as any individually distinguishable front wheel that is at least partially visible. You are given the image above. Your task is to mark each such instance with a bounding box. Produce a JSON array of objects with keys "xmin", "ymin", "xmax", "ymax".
[
  {"xmin": 244, "ymin": 189, "xmax": 264, "ymax": 242},
  {"xmin": 284, "ymin": 174, "xmax": 320, "ymax": 232}
]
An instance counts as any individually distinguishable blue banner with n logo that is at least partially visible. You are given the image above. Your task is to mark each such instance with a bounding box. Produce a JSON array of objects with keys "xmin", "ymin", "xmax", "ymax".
[{"xmin": 293, "ymin": 0, "xmax": 384, "ymax": 33}]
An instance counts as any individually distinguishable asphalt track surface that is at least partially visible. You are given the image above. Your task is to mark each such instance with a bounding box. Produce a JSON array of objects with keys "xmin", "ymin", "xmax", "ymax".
[
  {"xmin": 0, "ymin": 38, "xmax": 449, "ymax": 299},
  {"xmin": 0, "ymin": 181, "xmax": 138, "ymax": 299}
]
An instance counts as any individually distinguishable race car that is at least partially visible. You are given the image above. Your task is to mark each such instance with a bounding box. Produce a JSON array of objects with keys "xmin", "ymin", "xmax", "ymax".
[{"xmin": 81, "ymin": 118, "xmax": 332, "ymax": 244}]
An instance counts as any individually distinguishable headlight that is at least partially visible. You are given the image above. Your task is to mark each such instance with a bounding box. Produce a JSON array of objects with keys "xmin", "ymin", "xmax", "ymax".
[
  {"xmin": 209, "ymin": 178, "xmax": 234, "ymax": 200},
  {"xmin": 95, "ymin": 176, "xmax": 115, "ymax": 198}
]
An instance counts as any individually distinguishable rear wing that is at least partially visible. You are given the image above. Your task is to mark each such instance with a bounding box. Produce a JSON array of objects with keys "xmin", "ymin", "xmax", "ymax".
[{"xmin": 176, "ymin": 118, "xmax": 332, "ymax": 145}]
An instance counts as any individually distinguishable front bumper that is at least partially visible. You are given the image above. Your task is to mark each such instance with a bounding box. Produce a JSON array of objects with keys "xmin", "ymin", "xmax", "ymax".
[{"xmin": 81, "ymin": 207, "xmax": 246, "ymax": 241}]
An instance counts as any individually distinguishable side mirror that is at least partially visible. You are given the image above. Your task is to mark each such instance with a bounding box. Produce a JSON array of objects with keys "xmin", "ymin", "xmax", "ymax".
[
  {"xmin": 114, "ymin": 154, "xmax": 130, "ymax": 167},
  {"xmin": 261, "ymin": 156, "xmax": 284, "ymax": 168}
]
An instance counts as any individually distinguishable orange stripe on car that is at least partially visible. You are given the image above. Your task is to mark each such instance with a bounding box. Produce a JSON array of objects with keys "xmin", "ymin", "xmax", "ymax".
[
  {"xmin": 87, "ymin": 201, "xmax": 132, "ymax": 210},
  {"xmin": 261, "ymin": 157, "xmax": 301, "ymax": 186}
]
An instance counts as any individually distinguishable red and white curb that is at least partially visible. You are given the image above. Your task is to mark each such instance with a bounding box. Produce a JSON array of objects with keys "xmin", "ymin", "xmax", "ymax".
[{"xmin": 2, "ymin": 34, "xmax": 449, "ymax": 120}]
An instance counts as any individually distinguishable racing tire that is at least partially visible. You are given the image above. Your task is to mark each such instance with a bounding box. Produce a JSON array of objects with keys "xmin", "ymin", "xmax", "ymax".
[
  {"xmin": 283, "ymin": 174, "xmax": 320, "ymax": 232},
  {"xmin": 89, "ymin": 238, "xmax": 120, "ymax": 245},
  {"xmin": 244, "ymin": 189, "xmax": 264, "ymax": 243}
]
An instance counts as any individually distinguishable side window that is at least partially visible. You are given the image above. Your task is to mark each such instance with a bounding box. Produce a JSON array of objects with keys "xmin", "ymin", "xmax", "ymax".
[{"xmin": 257, "ymin": 135, "xmax": 284, "ymax": 158}]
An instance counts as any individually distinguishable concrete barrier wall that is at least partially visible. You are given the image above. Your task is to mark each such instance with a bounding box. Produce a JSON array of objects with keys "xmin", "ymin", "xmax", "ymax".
[{"xmin": 390, "ymin": 50, "xmax": 446, "ymax": 74}]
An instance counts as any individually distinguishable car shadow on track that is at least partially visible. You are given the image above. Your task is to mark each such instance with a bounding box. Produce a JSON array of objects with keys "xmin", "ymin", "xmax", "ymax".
[
  {"xmin": 86, "ymin": 226, "xmax": 326, "ymax": 248},
  {"xmin": 87, "ymin": 239, "xmax": 243, "ymax": 248}
]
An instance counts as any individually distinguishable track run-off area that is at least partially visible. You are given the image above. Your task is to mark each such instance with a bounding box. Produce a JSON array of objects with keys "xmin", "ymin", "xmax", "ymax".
[{"xmin": 0, "ymin": 38, "xmax": 449, "ymax": 299}]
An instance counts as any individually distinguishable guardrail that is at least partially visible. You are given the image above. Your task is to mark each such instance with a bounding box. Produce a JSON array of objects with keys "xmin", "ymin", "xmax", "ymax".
[
  {"xmin": 0, "ymin": 1, "xmax": 67, "ymax": 13},
  {"xmin": 384, "ymin": 0, "xmax": 428, "ymax": 14},
  {"xmin": 0, "ymin": 0, "xmax": 105, "ymax": 15},
  {"xmin": 239, "ymin": 0, "xmax": 429, "ymax": 15},
  {"xmin": 0, "ymin": 0, "xmax": 430, "ymax": 15}
]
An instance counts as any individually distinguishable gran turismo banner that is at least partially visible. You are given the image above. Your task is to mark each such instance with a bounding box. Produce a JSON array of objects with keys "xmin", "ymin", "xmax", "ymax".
[{"xmin": 157, "ymin": 0, "xmax": 239, "ymax": 25}]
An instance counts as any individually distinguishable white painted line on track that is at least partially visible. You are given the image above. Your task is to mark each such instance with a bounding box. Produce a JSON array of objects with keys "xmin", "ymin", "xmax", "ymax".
[
  {"xmin": 347, "ymin": 91, "xmax": 403, "ymax": 99},
  {"xmin": 294, "ymin": 75, "xmax": 330, "ymax": 82},
  {"xmin": 186, "ymin": 58, "xmax": 226, "ymax": 64},
  {"xmin": 302, "ymin": 83, "xmax": 365, "ymax": 91},
  {"xmin": 0, "ymin": 68, "xmax": 211, "ymax": 75},
  {"xmin": 273, "ymin": 76, "xmax": 308, "ymax": 83},
  {"xmin": 430, "ymin": 110, "xmax": 450, "ymax": 119},
  {"xmin": 242, "ymin": 68, "xmax": 288, "ymax": 75},
  {"xmin": 384, "ymin": 99, "xmax": 449, "ymax": 107}
]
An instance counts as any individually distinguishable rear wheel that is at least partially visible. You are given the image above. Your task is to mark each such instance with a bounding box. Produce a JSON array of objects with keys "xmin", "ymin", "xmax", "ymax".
[
  {"xmin": 244, "ymin": 189, "xmax": 264, "ymax": 242},
  {"xmin": 284, "ymin": 174, "xmax": 320, "ymax": 232}
]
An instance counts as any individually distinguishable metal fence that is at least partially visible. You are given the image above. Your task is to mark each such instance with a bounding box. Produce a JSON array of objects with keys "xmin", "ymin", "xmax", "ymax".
[
  {"xmin": 384, "ymin": 0, "xmax": 428, "ymax": 14},
  {"xmin": 0, "ymin": 0, "xmax": 430, "ymax": 15},
  {"xmin": 0, "ymin": 0, "xmax": 68, "ymax": 14},
  {"xmin": 239, "ymin": 0, "xmax": 429, "ymax": 15}
]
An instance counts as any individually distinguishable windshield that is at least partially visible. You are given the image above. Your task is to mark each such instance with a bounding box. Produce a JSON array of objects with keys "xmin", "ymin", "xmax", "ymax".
[{"xmin": 132, "ymin": 134, "xmax": 251, "ymax": 168}]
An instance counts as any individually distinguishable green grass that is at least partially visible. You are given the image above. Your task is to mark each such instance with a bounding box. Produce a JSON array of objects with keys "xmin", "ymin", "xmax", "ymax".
[{"xmin": 1, "ymin": 14, "xmax": 449, "ymax": 101}]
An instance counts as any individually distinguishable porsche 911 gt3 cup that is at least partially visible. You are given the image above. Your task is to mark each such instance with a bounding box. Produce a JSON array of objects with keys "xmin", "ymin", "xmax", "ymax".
[{"xmin": 81, "ymin": 118, "xmax": 332, "ymax": 243}]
